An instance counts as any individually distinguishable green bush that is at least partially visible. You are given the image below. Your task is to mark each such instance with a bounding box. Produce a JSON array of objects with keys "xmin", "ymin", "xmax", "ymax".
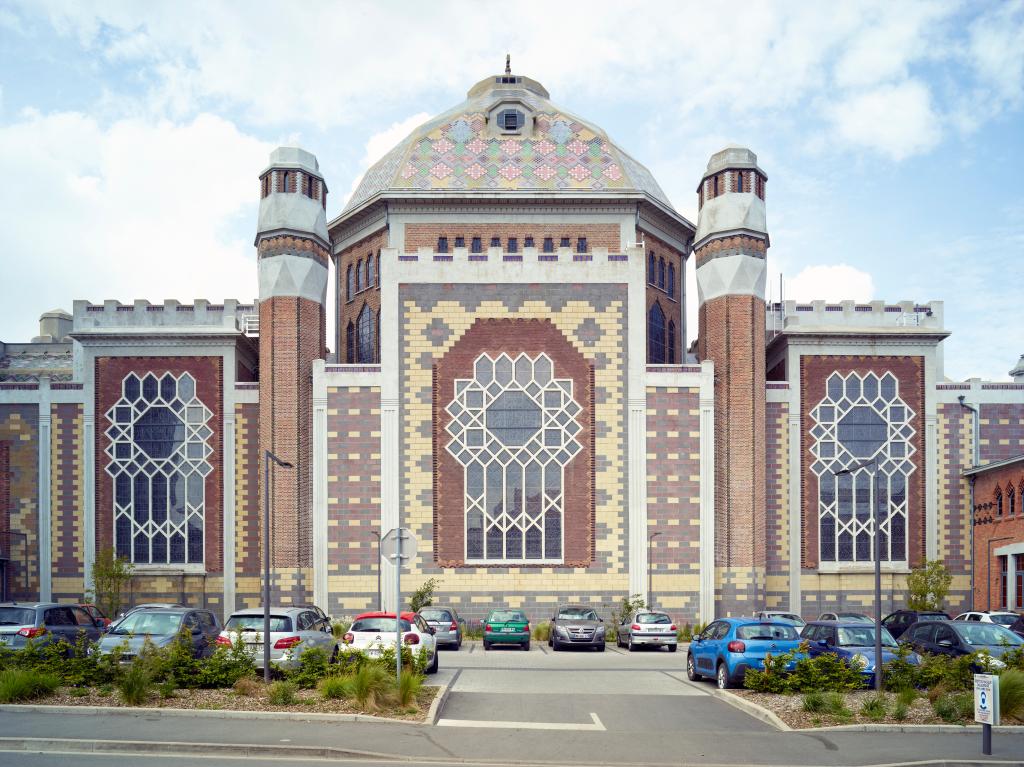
[
  {"xmin": 0, "ymin": 669, "xmax": 60, "ymax": 702},
  {"xmin": 882, "ymin": 643, "xmax": 919, "ymax": 692},
  {"xmin": 284, "ymin": 646, "xmax": 330, "ymax": 689},
  {"xmin": 860, "ymin": 694, "xmax": 887, "ymax": 721},
  {"xmin": 893, "ymin": 701, "xmax": 909, "ymax": 721},
  {"xmin": 347, "ymin": 664, "xmax": 393, "ymax": 711},
  {"xmin": 610, "ymin": 594, "xmax": 646, "ymax": 629},
  {"xmin": 318, "ymin": 676, "xmax": 350, "ymax": 700},
  {"xmin": 195, "ymin": 638, "xmax": 256, "ymax": 688},
  {"xmin": 532, "ymin": 622, "xmax": 551, "ymax": 641},
  {"xmin": 822, "ymin": 691, "xmax": 852, "ymax": 720},
  {"xmin": 896, "ymin": 686, "xmax": 917, "ymax": 707},
  {"xmin": 906, "ymin": 559, "xmax": 952, "ymax": 611},
  {"xmin": 397, "ymin": 669, "xmax": 423, "ymax": 707},
  {"xmin": 744, "ymin": 643, "xmax": 864, "ymax": 694},
  {"xmin": 157, "ymin": 679, "xmax": 176, "ymax": 699},
  {"xmin": 743, "ymin": 648, "xmax": 793, "ymax": 693},
  {"xmin": 999, "ymin": 669, "xmax": 1024, "ymax": 720},
  {"xmin": 803, "ymin": 690, "xmax": 826, "ymax": 712},
  {"xmin": 932, "ymin": 691, "xmax": 972, "ymax": 723},
  {"xmin": 117, "ymin": 663, "xmax": 151, "ymax": 706},
  {"xmin": 267, "ymin": 680, "xmax": 297, "ymax": 705},
  {"xmin": 331, "ymin": 621, "xmax": 350, "ymax": 640},
  {"xmin": 408, "ymin": 577, "xmax": 440, "ymax": 613},
  {"xmin": 916, "ymin": 652, "xmax": 974, "ymax": 693}
]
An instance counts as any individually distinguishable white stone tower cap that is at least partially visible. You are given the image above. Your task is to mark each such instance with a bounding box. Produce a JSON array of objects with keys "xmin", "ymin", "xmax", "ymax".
[{"xmin": 701, "ymin": 145, "xmax": 765, "ymax": 182}]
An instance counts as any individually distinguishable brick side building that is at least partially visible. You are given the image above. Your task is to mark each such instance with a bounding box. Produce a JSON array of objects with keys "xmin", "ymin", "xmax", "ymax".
[{"xmin": 1, "ymin": 69, "xmax": 1022, "ymax": 623}]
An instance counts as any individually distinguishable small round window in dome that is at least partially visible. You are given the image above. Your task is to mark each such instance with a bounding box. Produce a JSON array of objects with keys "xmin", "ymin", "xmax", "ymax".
[{"xmin": 497, "ymin": 109, "xmax": 524, "ymax": 132}]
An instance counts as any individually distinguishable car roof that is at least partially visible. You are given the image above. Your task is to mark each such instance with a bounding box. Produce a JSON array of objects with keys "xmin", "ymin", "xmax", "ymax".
[
  {"xmin": 124, "ymin": 607, "xmax": 191, "ymax": 615},
  {"xmin": 228, "ymin": 607, "xmax": 304, "ymax": 616},
  {"xmin": 0, "ymin": 602, "xmax": 61, "ymax": 609},
  {"xmin": 806, "ymin": 620, "xmax": 877, "ymax": 627},
  {"xmin": 353, "ymin": 611, "xmax": 416, "ymax": 620}
]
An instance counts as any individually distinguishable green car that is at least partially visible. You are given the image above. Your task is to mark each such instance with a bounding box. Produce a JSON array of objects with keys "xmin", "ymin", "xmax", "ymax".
[{"xmin": 483, "ymin": 609, "xmax": 531, "ymax": 651}]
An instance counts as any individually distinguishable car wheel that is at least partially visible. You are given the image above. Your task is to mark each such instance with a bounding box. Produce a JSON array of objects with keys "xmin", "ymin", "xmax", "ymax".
[
  {"xmin": 686, "ymin": 654, "xmax": 701, "ymax": 681},
  {"xmin": 597, "ymin": 642, "xmax": 605, "ymax": 652},
  {"xmin": 668, "ymin": 644, "xmax": 677, "ymax": 653},
  {"xmin": 615, "ymin": 633, "xmax": 623, "ymax": 648},
  {"xmin": 426, "ymin": 650, "xmax": 439, "ymax": 675},
  {"xmin": 716, "ymin": 662, "xmax": 731, "ymax": 690},
  {"xmin": 628, "ymin": 637, "xmax": 636, "ymax": 652},
  {"xmin": 483, "ymin": 641, "xmax": 491, "ymax": 651},
  {"xmin": 523, "ymin": 640, "xmax": 531, "ymax": 651},
  {"xmin": 552, "ymin": 639, "xmax": 561, "ymax": 652},
  {"xmin": 456, "ymin": 636, "xmax": 463, "ymax": 650}
]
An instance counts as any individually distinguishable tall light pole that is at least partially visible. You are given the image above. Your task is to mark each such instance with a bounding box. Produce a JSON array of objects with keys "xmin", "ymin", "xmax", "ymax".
[
  {"xmin": 371, "ymin": 530, "xmax": 382, "ymax": 610},
  {"xmin": 833, "ymin": 456, "xmax": 883, "ymax": 692},
  {"xmin": 263, "ymin": 449, "xmax": 293, "ymax": 683},
  {"xmin": 648, "ymin": 531, "xmax": 661, "ymax": 610}
]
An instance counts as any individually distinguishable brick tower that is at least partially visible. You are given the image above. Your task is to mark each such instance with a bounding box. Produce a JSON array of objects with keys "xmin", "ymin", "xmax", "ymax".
[
  {"xmin": 695, "ymin": 146, "xmax": 769, "ymax": 615},
  {"xmin": 255, "ymin": 147, "xmax": 329, "ymax": 601}
]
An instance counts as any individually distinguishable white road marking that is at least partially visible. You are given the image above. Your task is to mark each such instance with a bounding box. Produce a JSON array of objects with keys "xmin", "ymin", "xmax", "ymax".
[{"xmin": 437, "ymin": 712, "xmax": 605, "ymax": 731}]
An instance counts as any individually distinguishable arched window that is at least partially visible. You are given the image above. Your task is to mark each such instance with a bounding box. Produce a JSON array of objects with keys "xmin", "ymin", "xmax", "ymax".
[
  {"xmin": 376, "ymin": 252, "xmax": 380, "ymax": 286},
  {"xmin": 367, "ymin": 253, "xmax": 376, "ymax": 286},
  {"xmin": 346, "ymin": 265, "xmax": 354, "ymax": 301},
  {"xmin": 667, "ymin": 321, "xmax": 676, "ymax": 364},
  {"xmin": 658, "ymin": 258, "xmax": 666, "ymax": 289},
  {"xmin": 354, "ymin": 259, "xmax": 362, "ymax": 293},
  {"xmin": 375, "ymin": 310, "xmax": 380, "ymax": 361},
  {"xmin": 281, "ymin": 171, "xmax": 290, "ymax": 193},
  {"xmin": 996, "ymin": 489, "xmax": 1003, "ymax": 516},
  {"xmin": 345, "ymin": 322, "xmax": 355, "ymax": 364},
  {"xmin": 361, "ymin": 257, "xmax": 369, "ymax": 289},
  {"xmin": 1009, "ymin": 485, "xmax": 1016, "ymax": 516},
  {"xmin": 648, "ymin": 253, "xmax": 656, "ymax": 283},
  {"xmin": 736, "ymin": 171, "xmax": 744, "ymax": 192},
  {"xmin": 713, "ymin": 175, "xmax": 719, "ymax": 196},
  {"xmin": 357, "ymin": 304, "xmax": 375, "ymax": 363},
  {"xmin": 648, "ymin": 303, "xmax": 666, "ymax": 364},
  {"xmin": 668, "ymin": 262, "xmax": 676, "ymax": 298}
]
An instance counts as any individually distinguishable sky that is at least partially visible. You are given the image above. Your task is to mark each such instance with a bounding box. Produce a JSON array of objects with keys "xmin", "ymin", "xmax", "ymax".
[{"xmin": 0, "ymin": 0, "xmax": 1022, "ymax": 381}]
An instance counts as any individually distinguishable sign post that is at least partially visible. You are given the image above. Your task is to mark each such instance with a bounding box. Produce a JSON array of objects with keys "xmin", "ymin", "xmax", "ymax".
[
  {"xmin": 381, "ymin": 528, "xmax": 417, "ymax": 683},
  {"xmin": 974, "ymin": 673, "xmax": 1000, "ymax": 756}
]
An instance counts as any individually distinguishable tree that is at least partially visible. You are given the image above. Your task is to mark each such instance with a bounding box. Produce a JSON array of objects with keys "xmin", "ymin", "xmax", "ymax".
[
  {"xmin": 906, "ymin": 559, "xmax": 952, "ymax": 611},
  {"xmin": 408, "ymin": 577, "xmax": 440, "ymax": 613},
  {"xmin": 87, "ymin": 547, "xmax": 135, "ymax": 619}
]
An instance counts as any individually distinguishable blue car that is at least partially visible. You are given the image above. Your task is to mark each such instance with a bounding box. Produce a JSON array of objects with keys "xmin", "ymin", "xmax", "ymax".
[
  {"xmin": 802, "ymin": 620, "xmax": 918, "ymax": 687},
  {"xmin": 687, "ymin": 617, "xmax": 804, "ymax": 689}
]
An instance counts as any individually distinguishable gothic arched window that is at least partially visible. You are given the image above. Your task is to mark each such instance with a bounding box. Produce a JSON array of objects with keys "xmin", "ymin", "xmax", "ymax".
[
  {"xmin": 281, "ymin": 171, "xmax": 290, "ymax": 193},
  {"xmin": 668, "ymin": 262, "xmax": 676, "ymax": 298},
  {"xmin": 345, "ymin": 322, "xmax": 355, "ymax": 363},
  {"xmin": 667, "ymin": 321, "xmax": 676, "ymax": 364},
  {"xmin": 658, "ymin": 258, "xmax": 666, "ymax": 289},
  {"xmin": 357, "ymin": 304, "xmax": 374, "ymax": 363},
  {"xmin": 1009, "ymin": 485, "xmax": 1016, "ymax": 516},
  {"xmin": 996, "ymin": 489, "xmax": 1004, "ymax": 516},
  {"xmin": 367, "ymin": 253, "xmax": 376, "ymax": 287},
  {"xmin": 354, "ymin": 259, "xmax": 363, "ymax": 293},
  {"xmin": 648, "ymin": 253, "xmax": 656, "ymax": 284},
  {"xmin": 648, "ymin": 303, "xmax": 666, "ymax": 363},
  {"xmin": 346, "ymin": 265, "xmax": 354, "ymax": 301}
]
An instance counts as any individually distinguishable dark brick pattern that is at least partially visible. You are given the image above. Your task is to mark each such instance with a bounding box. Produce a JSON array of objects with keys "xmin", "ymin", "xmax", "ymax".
[{"xmin": 0, "ymin": 404, "xmax": 39, "ymax": 598}]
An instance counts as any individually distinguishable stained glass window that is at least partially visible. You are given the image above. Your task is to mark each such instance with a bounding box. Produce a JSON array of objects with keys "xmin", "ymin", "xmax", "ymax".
[
  {"xmin": 446, "ymin": 353, "xmax": 582, "ymax": 563},
  {"xmin": 104, "ymin": 372, "xmax": 212, "ymax": 565},
  {"xmin": 648, "ymin": 303, "xmax": 666, "ymax": 363},
  {"xmin": 668, "ymin": 263, "xmax": 675, "ymax": 298},
  {"xmin": 357, "ymin": 305, "xmax": 375, "ymax": 363}
]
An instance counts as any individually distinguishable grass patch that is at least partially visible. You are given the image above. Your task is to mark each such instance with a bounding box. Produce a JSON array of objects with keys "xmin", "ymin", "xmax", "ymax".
[
  {"xmin": 318, "ymin": 676, "xmax": 350, "ymax": 700},
  {"xmin": 999, "ymin": 669, "xmax": 1024, "ymax": 721},
  {"xmin": 157, "ymin": 679, "xmax": 176, "ymax": 699},
  {"xmin": 860, "ymin": 694, "xmax": 887, "ymax": 721},
  {"xmin": 67, "ymin": 687, "xmax": 89, "ymax": 698},
  {"xmin": 267, "ymin": 681, "xmax": 297, "ymax": 705},
  {"xmin": 803, "ymin": 690, "xmax": 827, "ymax": 713},
  {"xmin": 348, "ymin": 664, "xmax": 393, "ymax": 711},
  {"xmin": 232, "ymin": 676, "xmax": 262, "ymax": 697},
  {"xmin": 0, "ymin": 669, "xmax": 60, "ymax": 703},
  {"xmin": 896, "ymin": 687, "xmax": 917, "ymax": 708},
  {"xmin": 822, "ymin": 691, "xmax": 852, "ymax": 721},
  {"xmin": 893, "ymin": 701, "xmax": 909, "ymax": 721},
  {"xmin": 117, "ymin": 664, "xmax": 151, "ymax": 706},
  {"xmin": 398, "ymin": 670, "xmax": 423, "ymax": 708},
  {"xmin": 932, "ymin": 692, "xmax": 972, "ymax": 723}
]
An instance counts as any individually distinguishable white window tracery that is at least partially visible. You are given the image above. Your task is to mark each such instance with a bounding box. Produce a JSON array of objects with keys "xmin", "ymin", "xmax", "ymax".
[{"xmin": 445, "ymin": 353, "xmax": 582, "ymax": 563}]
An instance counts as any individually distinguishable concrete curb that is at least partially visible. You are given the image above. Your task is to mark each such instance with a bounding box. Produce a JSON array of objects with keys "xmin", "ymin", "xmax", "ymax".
[
  {"xmin": 710, "ymin": 689, "xmax": 790, "ymax": 731},
  {"xmin": 804, "ymin": 723, "xmax": 1024, "ymax": 734},
  {"xmin": 426, "ymin": 673, "xmax": 454, "ymax": 725}
]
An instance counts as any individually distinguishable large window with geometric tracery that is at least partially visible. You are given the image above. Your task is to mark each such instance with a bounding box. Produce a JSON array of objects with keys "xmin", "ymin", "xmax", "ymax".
[
  {"xmin": 445, "ymin": 353, "xmax": 582, "ymax": 563},
  {"xmin": 810, "ymin": 371, "xmax": 915, "ymax": 564},
  {"xmin": 104, "ymin": 372, "xmax": 213, "ymax": 565}
]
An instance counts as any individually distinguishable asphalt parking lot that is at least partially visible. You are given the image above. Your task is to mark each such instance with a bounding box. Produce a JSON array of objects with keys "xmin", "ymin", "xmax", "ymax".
[{"xmin": 431, "ymin": 639, "xmax": 771, "ymax": 734}]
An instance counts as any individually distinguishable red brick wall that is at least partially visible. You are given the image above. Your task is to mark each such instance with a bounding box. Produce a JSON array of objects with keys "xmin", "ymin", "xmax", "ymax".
[
  {"xmin": 404, "ymin": 223, "xmax": 620, "ymax": 253},
  {"xmin": 94, "ymin": 357, "xmax": 223, "ymax": 571},
  {"xmin": 641, "ymin": 229, "xmax": 684, "ymax": 363},
  {"xmin": 0, "ymin": 442, "xmax": 8, "ymax": 542},
  {"xmin": 433, "ymin": 318, "xmax": 594, "ymax": 568},
  {"xmin": 799, "ymin": 355, "xmax": 925, "ymax": 569},
  {"xmin": 338, "ymin": 229, "xmax": 387, "ymax": 362},
  {"xmin": 972, "ymin": 460, "xmax": 1024, "ymax": 610}
]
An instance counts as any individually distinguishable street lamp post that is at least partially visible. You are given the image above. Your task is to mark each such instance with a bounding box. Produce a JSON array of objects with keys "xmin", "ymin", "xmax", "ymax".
[
  {"xmin": 833, "ymin": 456, "xmax": 883, "ymax": 692},
  {"xmin": 263, "ymin": 449, "xmax": 293, "ymax": 683},
  {"xmin": 371, "ymin": 530, "xmax": 382, "ymax": 610},
  {"xmin": 987, "ymin": 536, "xmax": 1014, "ymax": 611},
  {"xmin": 648, "ymin": 532, "xmax": 661, "ymax": 610}
]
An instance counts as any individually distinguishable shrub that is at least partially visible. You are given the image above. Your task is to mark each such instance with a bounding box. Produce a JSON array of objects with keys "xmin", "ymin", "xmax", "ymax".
[
  {"xmin": 932, "ymin": 691, "xmax": 972, "ymax": 723},
  {"xmin": 331, "ymin": 621, "xmax": 350, "ymax": 640},
  {"xmin": 532, "ymin": 622, "xmax": 551, "ymax": 641},
  {"xmin": 408, "ymin": 578, "xmax": 440, "ymax": 613},
  {"xmin": 117, "ymin": 663, "xmax": 151, "ymax": 706},
  {"xmin": 803, "ymin": 690, "xmax": 826, "ymax": 712},
  {"xmin": 893, "ymin": 701, "xmax": 909, "ymax": 721},
  {"xmin": 0, "ymin": 669, "xmax": 60, "ymax": 702},
  {"xmin": 347, "ymin": 664, "xmax": 393, "ymax": 711},
  {"xmin": 285, "ymin": 646, "xmax": 330, "ymax": 689},
  {"xmin": 743, "ymin": 648, "xmax": 794, "ymax": 694},
  {"xmin": 196, "ymin": 641, "xmax": 256, "ymax": 688},
  {"xmin": 822, "ymin": 691, "xmax": 852, "ymax": 720},
  {"xmin": 883, "ymin": 643, "xmax": 919, "ymax": 692},
  {"xmin": 906, "ymin": 559, "xmax": 952, "ymax": 611},
  {"xmin": 398, "ymin": 670, "xmax": 423, "ymax": 707},
  {"xmin": 678, "ymin": 623, "xmax": 692, "ymax": 642},
  {"xmin": 233, "ymin": 676, "xmax": 262, "ymax": 697},
  {"xmin": 786, "ymin": 647, "xmax": 865, "ymax": 693},
  {"xmin": 860, "ymin": 694, "xmax": 887, "ymax": 721},
  {"xmin": 896, "ymin": 686, "xmax": 917, "ymax": 707},
  {"xmin": 157, "ymin": 679, "xmax": 176, "ymax": 699},
  {"xmin": 267, "ymin": 681, "xmax": 297, "ymax": 705},
  {"xmin": 68, "ymin": 687, "xmax": 89, "ymax": 698},
  {"xmin": 87, "ymin": 546, "xmax": 134, "ymax": 619},
  {"xmin": 999, "ymin": 669, "xmax": 1024, "ymax": 721},
  {"xmin": 318, "ymin": 676, "xmax": 350, "ymax": 700},
  {"xmin": 610, "ymin": 594, "xmax": 646, "ymax": 629},
  {"xmin": 917, "ymin": 653, "xmax": 973, "ymax": 693}
]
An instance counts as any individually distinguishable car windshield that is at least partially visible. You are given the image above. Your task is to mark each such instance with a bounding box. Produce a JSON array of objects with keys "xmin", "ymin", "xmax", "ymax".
[
  {"xmin": 737, "ymin": 624, "xmax": 799, "ymax": 640},
  {"xmin": 990, "ymin": 614, "xmax": 1017, "ymax": 626},
  {"xmin": 837, "ymin": 613, "xmax": 872, "ymax": 622},
  {"xmin": 954, "ymin": 623, "xmax": 1023, "ymax": 646},
  {"xmin": 489, "ymin": 611, "xmax": 526, "ymax": 623},
  {"xmin": 419, "ymin": 609, "xmax": 452, "ymax": 622},
  {"xmin": 637, "ymin": 614, "xmax": 671, "ymax": 624},
  {"xmin": 109, "ymin": 611, "xmax": 183, "ymax": 636},
  {"xmin": 769, "ymin": 614, "xmax": 804, "ymax": 624},
  {"xmin": 837, "ymin": 626, "xmax": 898, "ymax": 647},
  {"xmin": 558, "ymin": 608, "xmax": 598, "ymax": 621},
  {"xmin": 351, "ymin": 618, "xmax": 411, "ymax": 632},
  {"xmin": 919, "ymin": 614, "xmax": 946, "ymax": 621},
  {"xmin": 225, "ymin": 615, "xmax": 292, "ymax": 632},
  {"xmin": 0, "ymin": 607, "xmax": 36, "ymax": 626}
]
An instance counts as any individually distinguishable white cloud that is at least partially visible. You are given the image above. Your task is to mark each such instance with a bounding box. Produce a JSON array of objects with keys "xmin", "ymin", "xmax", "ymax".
[
  {"xmin": 826, "ymin": 80, "xmax": 941, "ymax": 160},
  {"xmin": 0, "ymin": 109, "xmax": 270, "ymax": 342},
  {"xmin": 784, "ymin": 264, "xmax": 875, "ymax": 303}
]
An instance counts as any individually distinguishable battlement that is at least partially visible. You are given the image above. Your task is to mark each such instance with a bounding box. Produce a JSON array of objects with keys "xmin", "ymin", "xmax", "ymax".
[
  {"xmin": 766, "ymin": 300, "xmax": 945, "ymax": 336},
  {"xmin": 73, "ymin": 299, "xmax": 259, "ymax": 335}
]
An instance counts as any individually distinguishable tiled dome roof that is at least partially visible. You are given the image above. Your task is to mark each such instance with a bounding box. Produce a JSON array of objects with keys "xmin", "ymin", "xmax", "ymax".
[{"xmin": 343, "ymin": 73, "xmax": 675, "ymax": 214}]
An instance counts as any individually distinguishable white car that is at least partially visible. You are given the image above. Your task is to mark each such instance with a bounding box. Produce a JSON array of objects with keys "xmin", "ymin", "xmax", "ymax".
[
  {"xmin": 217, "ymin": 606, "xmax": 337, "ymax": 670},
  {"xmin": 756, "ymin": 610, "xmax": 806, "ymax": 628},
  {"xmin": 342, "ymin": 611, "xmax": 438, "ymax": 674},
  {"xmin": 953, "ymin": 611, "xmax": 1020, "ymax": 627}
]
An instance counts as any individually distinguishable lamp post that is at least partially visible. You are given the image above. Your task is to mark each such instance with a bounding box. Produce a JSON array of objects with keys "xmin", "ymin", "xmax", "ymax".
[
  {"xmin": 648, "ymin": 531, "xmax": 661, "ymax": 610},
  {"xmin": 987, "ymin": 536, "xmax": 1014, "ymax": 611},
  {"xmin": 371, "ymin": 530, "xmax": 382, "ymax": 611},
  {"xmin": 263, "ymin": 449, "xmax": 293, "ymax": 683},
  {"xmin": 833, "ymin": 456, "xmax": 883, "ymax": 692}
]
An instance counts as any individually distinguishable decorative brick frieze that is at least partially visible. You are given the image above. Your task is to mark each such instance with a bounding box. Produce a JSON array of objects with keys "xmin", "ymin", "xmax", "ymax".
[
  {"xmin": 404, "ymin": 223, "xmax": 620, "ymax": 254},
  {"xmin": 258, "ymin": 235, "xmax": 329, "ymax": 267},
  {"xmin": 693, "ymin": 235, "xmax": 767, "ymax": 268}
]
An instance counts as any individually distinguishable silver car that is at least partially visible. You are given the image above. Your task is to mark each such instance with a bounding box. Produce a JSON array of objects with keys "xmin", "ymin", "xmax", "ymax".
[
  {"xmin": 616, "ymin": 610, "xmax": 678, "ymax": 652},
  {"xmin": 418, "ymin": 606, "xmax": 463, "ymax": 649},
  {"xmin": 757, "ymin": 610, "xmax": 806, "ymax": 628},
  {"xmin": 218, "ymin": 606, "xmax": 337, "ymax": 670}
]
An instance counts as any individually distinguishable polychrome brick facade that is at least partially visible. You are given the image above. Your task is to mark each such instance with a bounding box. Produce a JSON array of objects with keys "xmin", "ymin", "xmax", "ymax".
[
  {"xmin": 0, "ymin": 404, "xmax": 38, "ymax": 599},
  {"xmin": 50, "ymin": 403, "xmax": 85, "ymax": 600}
]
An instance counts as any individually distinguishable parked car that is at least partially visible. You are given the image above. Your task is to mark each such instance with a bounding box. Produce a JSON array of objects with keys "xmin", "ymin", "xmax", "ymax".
[
  {"xmin": 1009, "ymin": 614, "xmax": 1024, "ymax": 640},
  {"xmin": 549, "ymin": 605, "xmax": 604, "ymax": 652},
  {"xmin": 881, "ymin": 609, "xmax": 950, "ymax": 639},
  {"xmin": 756, "ymin": 611, "xmax": 805, "ymax": 627},
  {"xmin": 112, "ymin": 603, "xmax": 187, "ymax": 625},
  {"xmin": 615, "ymin": 610, "xmax": 677, "ymax": 652},
  {"xmin": 953, "ymin": 610, "xmax": 1019, "ymax": 627},
  {"xmin": 341, "ymin": 611, "xmax": 438, "ymax": 673},
  {"xmin": 802, "ymin": 620, "xmax": 918, "ymax": 687},
  {"xmin": 97, "ymin": 607, "xmax": 221, "ymax": 661},
  {"xmin": 817, "ymin": 611, "xmax": 872, "ymax": 623},
  {"xmin": 217, "ymin": 606, "xmax": 337, "ymax": 670},
  {"xmin": 0, "ymin": 602, "xmax": 105, "ymax": 652},
  {"xmin": 77, "ymin": 603, "xmax": 112, "ymax": 628},
  {"xmin": 900, "ymin": 619, "xmax": 1023, "ymax": 669},
  {"xmin": 687, "ymin": 618, "xmax": 805, "ymax": 689},
  {"xmin": 484, "ymin": 609, "xmax": 531, "ymax": 651},
  {"xmin": 417, "ymin": 606, "xmax": 463, "ymax": 649}
]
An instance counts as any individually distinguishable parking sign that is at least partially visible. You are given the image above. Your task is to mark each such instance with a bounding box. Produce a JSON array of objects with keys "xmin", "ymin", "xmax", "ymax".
[{"xmin": 973, "ymin": 674, "xmax": 1000, "ymax": 726}]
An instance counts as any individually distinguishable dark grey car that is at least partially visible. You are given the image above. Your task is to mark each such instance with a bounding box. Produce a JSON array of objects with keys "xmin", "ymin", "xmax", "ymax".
[
  {"xmin": 0, "ymin": 602, "xmax": 105, "ymax": 652},
  {"xmin": 548, "ymin": 605, "xmax": 606, "ymax": 651},
  {"xmin": 418, "ymin": 606, "xmax": 463, "ymax": 649},
  {"xmin": 97, "ymin": 607, "xmax": 221, "ymax": 661}
]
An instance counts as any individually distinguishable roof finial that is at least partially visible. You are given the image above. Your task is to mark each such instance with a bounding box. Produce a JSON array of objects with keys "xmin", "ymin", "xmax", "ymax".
[{"xmin": 505, "ymin": 53, "xmax": 511, "ymax": 75}]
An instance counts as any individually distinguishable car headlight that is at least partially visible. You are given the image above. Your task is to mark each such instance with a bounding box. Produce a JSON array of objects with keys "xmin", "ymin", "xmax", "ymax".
[
  {"xmin": 555, "ymin": 625, "xmax": 569, "ymax": 636},
  {"xmin": 596, "ymin": 626, "xmax": 606, "ymax": 636},
  {"xmin": 851, "ymin": 653, "xmax": 871, "ymax": 671}
]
